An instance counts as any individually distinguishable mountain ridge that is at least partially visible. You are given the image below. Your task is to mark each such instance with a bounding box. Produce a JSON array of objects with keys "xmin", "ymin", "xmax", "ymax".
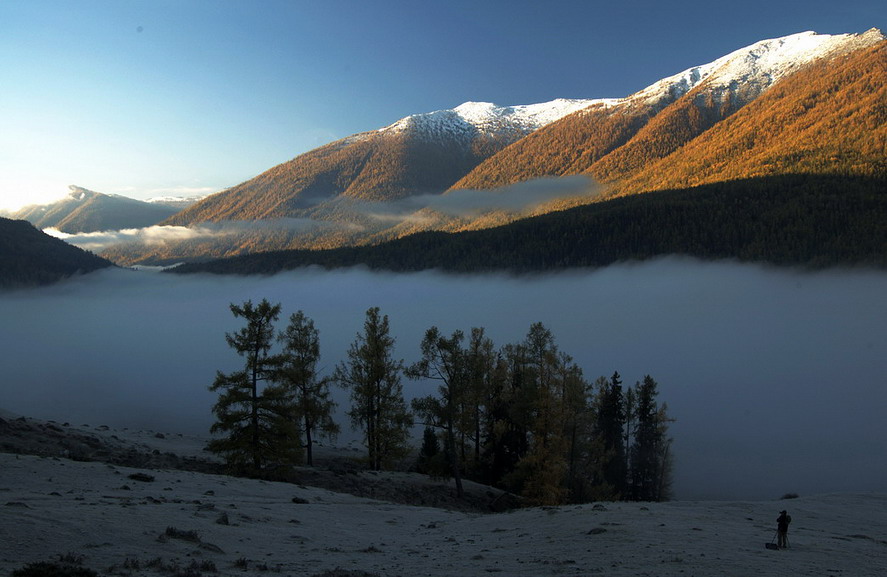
[
  {"xmin": 165, "ymin": 28, "xmax": 881, "ymax": 222},
  {"xmin": 88, "ymin": 28, "xmax": 887, "ymax": 266},
  {"xmin": 452, "ymin": 28, "xmax": 885, "ymax": 191},
  {"xmin": 4, "ymin": 185, "xmax": 181, "ymax": 233},
  {"xmin": 162, "ymin": 98, "xmax": 602, "ymax": 227}
]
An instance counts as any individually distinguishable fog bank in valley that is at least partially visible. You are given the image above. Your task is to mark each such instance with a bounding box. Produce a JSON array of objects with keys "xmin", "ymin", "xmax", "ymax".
[{"xmin": 1, "ymin": 258, "xmax": 884, "ymax": 500}]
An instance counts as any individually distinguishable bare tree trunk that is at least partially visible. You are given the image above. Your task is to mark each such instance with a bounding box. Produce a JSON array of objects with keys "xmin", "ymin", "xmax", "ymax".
[
  {"xmin": 304, "ymin": 414, "xmax": 314, "ymax": 466},
  {"xmin": 251, "ymin": 357, "xmax": 260, "ymax": 470},
  {"xmin": 446, "ymin": 420, "xmax": 464, "ymax": 498}
]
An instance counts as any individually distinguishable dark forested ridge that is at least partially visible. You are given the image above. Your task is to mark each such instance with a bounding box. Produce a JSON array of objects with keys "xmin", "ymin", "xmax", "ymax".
[
  {"xmin": 0, "ymin": 217, "xmax": 115, "ymax": 289},
  {"xmin": 169, "ymin": 174, "xmax": 887, "ymax": 276}
]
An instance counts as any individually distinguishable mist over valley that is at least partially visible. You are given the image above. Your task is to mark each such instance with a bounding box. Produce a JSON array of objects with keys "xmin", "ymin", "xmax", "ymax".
[
  {"xmin": 1, "ymin": 26, "xmax": 883, "ymax": 506},
  {"xmin": 1, "ymin": 259, "xmax": 883, "ymax": 501},
  {"xmin": 5, "ymin": 9, "xmax": 887, "ymax": 576}
]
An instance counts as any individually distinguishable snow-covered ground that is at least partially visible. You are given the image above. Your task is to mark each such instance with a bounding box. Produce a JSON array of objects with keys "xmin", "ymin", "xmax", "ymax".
[{"xmin": 1, "ymin": 418, "xmax": 885, "ymax": 577}]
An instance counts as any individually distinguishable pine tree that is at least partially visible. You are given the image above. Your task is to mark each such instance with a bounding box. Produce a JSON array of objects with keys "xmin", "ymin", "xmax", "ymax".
[
  {"xmin": 483, "ymin": 342, "xmax": 531, "ymax": 490},
  {"xmin": 593, "ymin": 371, "xmax": 627, "ymax": 498},
  {"xmin": 417, "ymin": 426, "xmax": 446, "ymax": 476},
  {"xmin": 334, "ymin": 307, "xmax": 412, "ymax": 470},
  {"xmin": 277, "ymin": 310, "xmax": 339, "ymax": 466},
  {"xmin": 629, "ymin": 375, "xmax": 674, "ymax": 501},
  {"xmin": 623, "ymin": 384, "xmax": 636, "ymax": 488},
  {"xmin": 208, "ymin": 299, "xmax": 299, "ymax": 474}
]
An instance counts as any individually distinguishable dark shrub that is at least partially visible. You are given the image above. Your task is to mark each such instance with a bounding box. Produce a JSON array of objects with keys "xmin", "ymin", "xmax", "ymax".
[{"xmin": 11, "ymin": 562, "xmax": 98, "ymax": 577}]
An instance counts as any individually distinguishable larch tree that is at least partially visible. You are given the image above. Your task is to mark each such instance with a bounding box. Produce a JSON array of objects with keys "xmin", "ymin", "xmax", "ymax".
[
  {"xmin": 464, "ymin": 327, "xmax": 497, "ymax": 473},
  {"xmin": 277, "ymin": 310, "xmax": 339, "ymax": 466},
  {"xmin": 517, "ymin": 322, "xmax": 570, "ymax": 506},
  {"xmin": 208, "ymin": 299, "xmax": 300, "ymax": 474},
  {"xmin": 557, "ymin": 351, "xmax": 591, "ymax": 503},
  {"xmin": 334, "ymin": 307, "xmax": 411, "ymax": 471},
  {"xmin": 407, "ymin": 326, "xmax": 469, "ymax": 498}
]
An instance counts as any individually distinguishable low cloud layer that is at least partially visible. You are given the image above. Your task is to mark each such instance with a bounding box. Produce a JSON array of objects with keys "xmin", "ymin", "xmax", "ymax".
[
  {"xmin": 44, "ymin": 218, "xmax": 328, "ymax": 253},
  {"xmin": 392, "ymin": 175, "xmax": 600, "ymax": 217},
  {"xmin": 1, "ymin": 259, "xmax": 884, "ymax": 500},
  {"xmin": 45, "ymin": 176, "xmax": 601, "ymax": 254},
  {"xmin": 45, "ymin": 225, "xmax": 222, "ymax": 252}
]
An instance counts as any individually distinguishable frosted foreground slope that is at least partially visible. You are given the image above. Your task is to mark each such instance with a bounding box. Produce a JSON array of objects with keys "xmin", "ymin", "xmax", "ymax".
[{"xmin": 1, "ymin": 453, "xmax": 885, "ymax": 577}]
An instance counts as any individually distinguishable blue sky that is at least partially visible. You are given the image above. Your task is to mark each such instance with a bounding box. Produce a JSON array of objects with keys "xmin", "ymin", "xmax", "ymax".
[{"xmin": 0, "ymin": 0, "xmax": 882, "ymax": 210}]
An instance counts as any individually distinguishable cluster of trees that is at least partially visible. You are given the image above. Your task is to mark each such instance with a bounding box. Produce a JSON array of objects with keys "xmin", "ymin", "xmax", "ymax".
[
  {"xmin": 407, "ymin": 323, "xmax": 673, "ymax": 505},
  {"xmin": 209, "ymin": 301, "xmax": 673, "ymax": 505},
  {"xmin": 207, "ymin": 300, "xmax": 339, "ymax": 472}
]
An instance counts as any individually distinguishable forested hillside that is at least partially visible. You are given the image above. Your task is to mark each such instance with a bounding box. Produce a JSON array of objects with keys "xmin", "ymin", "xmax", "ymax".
[
  {"xmin": 169, "ymin": 174, "xmax": 887, "ymax": 275},
  {"xmin": 163, "ymin": 119, "xmax": 523, "ymax": 226},
  {"xmin": 609, "ymin": 42, "xmax": 886, "ymax": 194},
  {"xmin": 0, "ymin": 218, "xmax": 115, "ymax": 288},
  {"xmin": 449, "ymin": 100, "xmax": 658, "ymax": 190},
  {"xmin": 453, "ymin": 36, "xmax": 885, "ymax": 194}
]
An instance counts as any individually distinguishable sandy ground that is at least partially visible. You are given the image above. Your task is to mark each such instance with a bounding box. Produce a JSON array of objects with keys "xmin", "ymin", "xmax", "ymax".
[{"xmin": 1, "ymin": 413, "xmax": 886, "ymax": 577}]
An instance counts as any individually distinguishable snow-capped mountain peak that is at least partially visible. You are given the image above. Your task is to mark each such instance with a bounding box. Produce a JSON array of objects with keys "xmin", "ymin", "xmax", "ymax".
[
  {"xmin": 380, "ymin": 97, "xmax": 612, "ymax": 140},
  {"xmin": 632, "ymin": 29, "xmax": 884, "ymax": 105},
  {"xmin": 67, "ymin": 185, "xmax": 101, "ymax": 202}
]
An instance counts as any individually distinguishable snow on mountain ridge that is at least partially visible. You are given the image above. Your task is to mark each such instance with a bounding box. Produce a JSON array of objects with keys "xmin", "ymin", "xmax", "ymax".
[
  {"xmin": 452, "ymin": 99, "xmax": 615, "ymax": 130},
  {"xmin": 359, "ymin": 30, "xmax": 882, "ymax": 146},
  {"xmin": 632, "ymin": 29, "xmax": 884, "ymax": 105},
  {"xmin": 381, "ymin": 98, "xmax": 608, "ymax": 140}
]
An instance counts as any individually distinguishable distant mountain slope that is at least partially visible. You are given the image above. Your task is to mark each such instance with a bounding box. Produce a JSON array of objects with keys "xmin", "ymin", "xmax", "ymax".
[
  {"xmin": 168, "ymin": 175, "xmax": 887, "ymax": 275},
  {"xmin": 8, "ymin": 186, "xmax": 180, "ymax": 233},
  {"xmin": 0, "ymin": 217, "xmax": 114, "ymax": 288},
  {"xmin": 452, "ymin": 29, "xmax": 884, "ymax": 191},
  {"xmin": 164, "ymin": 99, "xmax": 598, "ymax": 225}
]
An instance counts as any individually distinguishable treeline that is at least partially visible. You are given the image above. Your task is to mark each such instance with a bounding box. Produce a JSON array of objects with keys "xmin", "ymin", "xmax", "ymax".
[
  {"xmin": 0, "ymin": 217, "xmax": 114, "ymax": 289},
  {"xmin": 169, "ymin": 174, "xmax": 887, "ymax": 276},
  {"xmin": 209, "ymin": 301, "xmax": 673, "ymax": 506}
]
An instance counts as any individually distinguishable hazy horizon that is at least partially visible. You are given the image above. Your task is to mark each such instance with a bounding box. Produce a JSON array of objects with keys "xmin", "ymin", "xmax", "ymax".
[{"xmin": 1, "ymin": 259, "xmax": 884, "ymax": 500}]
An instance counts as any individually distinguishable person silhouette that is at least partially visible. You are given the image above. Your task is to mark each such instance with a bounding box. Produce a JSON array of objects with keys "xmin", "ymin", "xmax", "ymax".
[{"xmin": 776, "ymin": 510, "xmax": 792, "ymax": 548}]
